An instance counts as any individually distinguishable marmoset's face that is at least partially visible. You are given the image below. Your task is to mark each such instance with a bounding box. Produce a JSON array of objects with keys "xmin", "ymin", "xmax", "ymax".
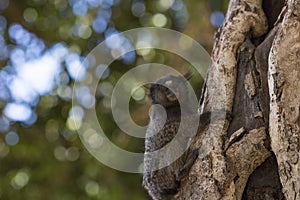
[{"xmin": 148, "ymin": 75, "xmax": 189, "ymax": 107}]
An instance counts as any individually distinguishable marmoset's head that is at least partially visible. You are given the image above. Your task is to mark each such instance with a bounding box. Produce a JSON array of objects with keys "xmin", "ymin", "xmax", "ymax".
[{"xmin": 148, "ymin": 73, "xmax": 192, "ymax": 107}]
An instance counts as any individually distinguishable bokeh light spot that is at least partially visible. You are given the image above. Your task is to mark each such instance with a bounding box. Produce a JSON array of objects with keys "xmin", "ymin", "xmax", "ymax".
[
  {"xmin": 78, "ymin": 25, "xmax": 92, "ymax": 39},
  {"xmin": 83, "ymin": 129, "xmax": 103, "ymax": 149},
  {"xmin": 173, "ymin": 7, "xmax": 189, "ymax": 28},
  {"xmin": 98, "ymin": 82, "xmax": 113, "ymax": 97},
  {"xmin": 54, "ymin": 146, "xmax": 66, "ymax": 161},
  {"xmin": 131, "ymin": 87, "xmax": 145, "ymax": 101},
  {"xmin": 0, "ymin": 0, "xmax": 9, "ymax": 11},
  {"xmin": 4, "ymin": 103, "xmax": 32, "ymax": 122},
  {"xmin": 65, "ymin": 147, "xmax": 80, "ymax": 161},
  {"xmin": 135, "ymin": 40, "xmax": 152, "ymax": 56},
  {"xmin": 67, "ymin": 116, "xmax": 82, "ymax": 131},
  {"xmin": 152, "ymin": 13, "xmax": 167, "ymax": 27},
  {"xmin": 171, "ymin": 0, "xmax": 183, "ymax": 11},
  {"xmin": 56, "ymin": 71, "xmax": 70, "ymax": 86},
  {"xmin": 72, "ymin": 1, "xmax": 88, "ymax": 16},
  {"xmin": 131, "ymin": 1, "xmax": 146, "ymax": 17},
  {"xmin": 57, "ymin": 85, "xmax": 72, "ymax": 100},
  {"xmin": 122, "ymin": 51, "xmax": 136, "ymax": 64},
  {"xmin": 23, "ymin": 8, "xmax": 38, "ymax": 23},
  {"xmin": 92, "ymin": 16, "xmax": 107, "ymax": 33},
  {"xmin": 69, "ymin": 106, "xmax": 85, "ymax": 120},
  {"xmin": 5, "ymin": 132, "xmax": 19, "ymax": 146},
  {"xmin": 158, "ymin": 0, "xmax": 174, "ymax": 11},
  {"xmin": 210, "ymin": 11, "xmax": 225, "ymax": 28},
  {"xmin": 11, "ymin": 170, "xmax": 30, "ymax": 189},
  {"xmin": 85, "ymin": 181, "xmax": 100, "ymax": 196},
  {"xmin": 75, "ymin": 86, "xmax": 95, "ymax": 109}
]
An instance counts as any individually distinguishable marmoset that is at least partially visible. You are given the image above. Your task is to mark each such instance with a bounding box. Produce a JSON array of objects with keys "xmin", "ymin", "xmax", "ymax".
[{"xmin": 142, "ymin": 74, "xmax": 206, "ymax": 200}]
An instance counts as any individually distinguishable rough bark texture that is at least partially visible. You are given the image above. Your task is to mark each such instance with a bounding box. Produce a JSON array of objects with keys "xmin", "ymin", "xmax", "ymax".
[
  {"xmin": 269, "ymin": 1, "xmax": 300, "ymax": 199},
  {"xmin": 172, "ymin": 0, "xmax": 300, "ymax": 199}
]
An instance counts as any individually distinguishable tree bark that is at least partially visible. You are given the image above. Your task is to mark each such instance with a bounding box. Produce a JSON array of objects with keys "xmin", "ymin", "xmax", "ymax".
[{"xmin": 174, "ymin": 0, "xmax": 300, "ymax": 199}]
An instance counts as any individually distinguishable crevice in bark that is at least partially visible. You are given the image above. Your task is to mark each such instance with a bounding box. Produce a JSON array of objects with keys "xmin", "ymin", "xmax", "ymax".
[
  {"xmin": 227, "ymin": 37, "xmax": 265, "ymax": 137},
  {"xmin": 242, "ymin": 154, "xmax": 285, "ymax": 200},
  {"xmin": 254, "ymin": 28, "xmax": 278, "ymax": 130},
  {"xmin": 262, "ymin": 0, "xmax": 286, "ymax": 29}
]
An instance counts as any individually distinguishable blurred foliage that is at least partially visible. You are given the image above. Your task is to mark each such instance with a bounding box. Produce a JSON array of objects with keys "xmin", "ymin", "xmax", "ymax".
[{"xmin": 0, "ymin": 0, "xmax": 228, "ymax": 199}]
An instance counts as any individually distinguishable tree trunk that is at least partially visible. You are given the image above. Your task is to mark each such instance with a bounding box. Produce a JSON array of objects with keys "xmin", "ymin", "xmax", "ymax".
[{"xmin": 175, "ymin": 0, "xmax": 300, "ymax": 199}]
